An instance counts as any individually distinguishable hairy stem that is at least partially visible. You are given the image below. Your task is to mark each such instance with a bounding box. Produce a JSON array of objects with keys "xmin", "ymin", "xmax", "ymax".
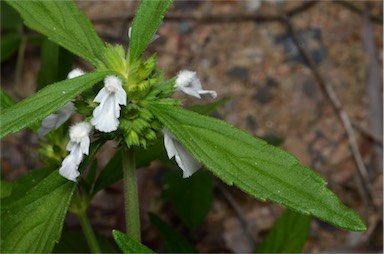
[{"xmin": 122, "ymin": 148, "xmax": 141, "ymax": 242}]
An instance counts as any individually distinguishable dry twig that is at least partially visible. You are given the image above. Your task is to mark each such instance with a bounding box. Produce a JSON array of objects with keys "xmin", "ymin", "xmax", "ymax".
[
  {"xmin": 217, "ymin": 182, "xmax": 258, "ymax": 247},
  {"xmin": 91, "ymin": 1, "xmax": 318, "ymax": 24},
  {"xmin": 352, "ymin": 121, "xmax": 383, "ymax": 146},
  {"xmin": 334, "ymin": 0, "xmax": 383, "ymax": 24},
  {"xmin": 361, "ymin": 5, "xmax": 383, "ymax": 173}
]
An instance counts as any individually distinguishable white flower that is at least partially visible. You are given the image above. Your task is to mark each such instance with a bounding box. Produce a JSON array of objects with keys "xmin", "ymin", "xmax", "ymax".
[
  {"xmin": 38, "ymin": 101, "xmax": 76, "ymax": 137},
  {"xmin": 163, "ymin": 128, "xmax": 202, "ymax": 178},
  {"xmin": 37, "ymin": 68, "xmax": 85, "ymax": 137},
  {"xmin": 175, "ymin": 70, "xmax": 217, "ymax": 99},
  {"xmin": 59, "ymin": 122, "xmax": 91, "ymax": 181},
  {"xmin": 91, "ymin": 75, "xmax": 127, "ymax": 132},
  {"xmin": 67, "ymin": 68, "xmax": 85, "ymax": 79},
  {"xmin": 128, "ymin": 27, "xmax": 160, "ymax": 44}
]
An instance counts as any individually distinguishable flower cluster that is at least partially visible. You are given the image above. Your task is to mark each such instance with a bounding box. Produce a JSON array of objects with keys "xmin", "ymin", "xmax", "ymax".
[{"xmin": 41, "ymin": 31, "xmax": 217, "ymax": 181}]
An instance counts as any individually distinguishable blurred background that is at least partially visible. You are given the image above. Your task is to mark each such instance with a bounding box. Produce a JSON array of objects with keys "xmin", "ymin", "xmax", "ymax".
[{"xmin": 1, "ymin": 0, "xmax": 383, "ymax": 253}]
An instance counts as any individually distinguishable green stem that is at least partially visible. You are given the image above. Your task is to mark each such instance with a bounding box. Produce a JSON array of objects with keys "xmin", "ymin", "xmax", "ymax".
[
  {"xmin": 122, "ymin": 148, "xmax": 141, "ymax": 242},
  {"xmin": 75, "ymin": 193, "xmax": 101, "ymax": 253},
  {"xmin": 15, "ymin": 32, "xmax": 27, "ymax": 95}
]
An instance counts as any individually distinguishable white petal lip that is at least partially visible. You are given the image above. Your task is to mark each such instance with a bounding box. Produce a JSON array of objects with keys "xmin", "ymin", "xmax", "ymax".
[
  {"xmin": 91, "ymin": 96, "xmax": 120, "ymax": 132},
  {"xmin": 59, "ymin": 153, "xmax": 80, "ymax": 182},
  {"xmin": 59, "ymin": 121, "xmax": 91, "ymax": 182},
  {"xmin": 175, "ymin": 70, "xmax": 217, "ymax": 99},
  {"xmin": 163, "ymin": 128, "xmax": 202, "ymax": 178},
  {"xmin": 91, "ymin": 75, "xmax": 126, "ymax": 133}
]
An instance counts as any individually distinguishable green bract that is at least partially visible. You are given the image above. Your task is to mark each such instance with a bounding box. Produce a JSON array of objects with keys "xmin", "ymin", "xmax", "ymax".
[{"xmin": 96, "ymin": 45, "xmax": 179, "ymax": 148}]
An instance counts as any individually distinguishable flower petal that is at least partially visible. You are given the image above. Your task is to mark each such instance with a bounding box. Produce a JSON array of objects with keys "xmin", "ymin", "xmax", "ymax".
[
  {"xmin": 66, "ymin": 141, "xmax": 76, "ymax": 152},
  {"xmin": 94, "ymin": 87, "xmax": 110, "ymax": 103},
  {"xmin": 38, "ymin": 102, "xmax": 76, "ymax": 137},
  {"xmin": 67, "ymin": 68, "xmax": 85, "ymax": 79},
  {"xmin": 163, "ymin": 128, "xmax": 202, "ymax": 178},
  {"xmin": 175, "ymin": 70, "xmax": 217, "ymax": 99},
  {"xmin": 80, "ymin": 136, "xmax": 90, "ymax": 155},
  {"xmin": 91, "ymin": 96, "xmax": 120, "ymax": 132},
  {"xmin": 55, "ymin": 102, "xmax": 76, "ymax": 128},
  {"xmin": 115, "ymin": 87, "xmax": 127, "ymax": 106},
  {"xmin": 59, "ymin": 153, "xmax": 80, "ymax": 182},
  {"xmin": 190, "ymin": 74, "xmax": 203, "ymax": 90},
  {"xmin": 38, "ymin": 114, "xmax": 59, "ymax": 136},
  {"xmin": 178, "ymin": 87, "xmax": 201, "ymax": 98},
  {"xmin": 163, "ymin": 128, "xmax": 177, "ymax": 158},
  {"xmin": 173, "ymin": 142, "xmax": 202, "ymax": 178},
  {"xmin": 198, "ymin": 90, "xmax": 217, "ymax": 98}
]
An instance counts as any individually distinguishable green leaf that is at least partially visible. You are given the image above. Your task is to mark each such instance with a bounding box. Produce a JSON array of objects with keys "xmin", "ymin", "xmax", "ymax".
[
  {"xmin": 128, "ymin": 0, "xmax": 173, "ymax": 64},
  {"xmin": 255, "ymin": 209, "xmax": 311, "ymax": 253},
  {"xmin": 37, "ymin": 38, "xmax": 74, "ymax": 90},
  {"xmin": 92, "ymin": 140, "xmax": 165, "ymax": 195},
  {"xmin": 7, "ymin": 168, "xmax": 52, "ymax": 196},
  {"xmin": 0, "ymin": 71, "xmax": 108, "ymax": 138},
  {"xmin": 147, "ymin": 103, "xmax": 366, "ymax": 232},
  {"xmin": 149, "ymin": 213, "xmax": 198, "ymax": 253},
  {"xmin": 112, "ymin": 230, "xmax": 154, "ymax": 254},
  {"xmin": 0, "ymin": 31, "xmax": 21, "ymax": 62},
  {"xmin": 6, "ymin": 0, "xmax": 105, "ymax": 65},
  {"xmin": 0, "ymin": 181, "xmax": 13, "ymax": 199},
  {"xmin": 189, "ymin": 97, "xmax": 230, "ymax": 116},
  {"xmin": 1, "ymin": 170, "xmax": 76, "ymax": 253},
  {"xmin": 162, "ymin": 170, "xmax": 213, "ymax": 229},
  {"xmin": 1, "ymin": 1, "xmax": 22, "ymax": 30},
  {"xmin": 0, "ymin": 89, "xmax": 16, "ymax": 110}
]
